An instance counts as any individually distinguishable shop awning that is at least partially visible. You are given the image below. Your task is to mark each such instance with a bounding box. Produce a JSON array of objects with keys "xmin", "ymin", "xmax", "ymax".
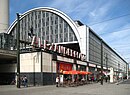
[
  {"xmin": 88, "ymin": 72, "xmax": 92, "ymax": 74},
  {"xmin": 69, "ymin": 70, "xmax": 80, "ymax": 74},
  {"xmin": 63, "ymin": 71, "xmax": 70, "ymax": 74},
  {"xmin": 80, "ymin": 71, "xmax": 89, "ymax": 75},
  {"xmin": 63, "ymin": 70, "xmax": 92, "ymax": 75},
  {"xmin": 79, "ymin": 71, "xmax": 92, "ymax": 75},
  {"xmin": 63, "ymin": 70, "xmax": 80, "ymax": 74}
]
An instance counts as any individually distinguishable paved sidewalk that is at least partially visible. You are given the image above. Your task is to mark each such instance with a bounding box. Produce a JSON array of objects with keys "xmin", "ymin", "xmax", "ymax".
[{"xmin": 0, "ymin": 80, "xmax": 130, "ymax": 95}]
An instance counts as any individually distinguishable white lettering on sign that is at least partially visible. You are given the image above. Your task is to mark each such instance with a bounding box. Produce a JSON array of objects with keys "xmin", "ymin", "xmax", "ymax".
[
  {"xmin": 31, "ymin": 36, "xmax": 86, "ymax": 61},
  {"xmin": 89, "ymin": 63, "xmax": 96, "ymax": 67}
]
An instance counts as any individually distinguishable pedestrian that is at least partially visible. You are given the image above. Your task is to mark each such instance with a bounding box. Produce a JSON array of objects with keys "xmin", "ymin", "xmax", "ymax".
[
  {"xmin": 56, "ymin": 76, "xmax": 59, "ymax": 87},
  {"xmin": 23, "ymin": 75, "xmax": 28, "ymax": 87},
  {"xmin": 91, "ymin": 76, "xmax": 94, "ymax": 82},
  {"xmin": 105, "ymin": 75, "xmax": 108, "ymax": 83}
]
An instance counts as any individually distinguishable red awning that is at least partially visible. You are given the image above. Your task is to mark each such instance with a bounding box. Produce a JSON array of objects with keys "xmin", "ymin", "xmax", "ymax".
[
  {"xmin": 88, "ymin": 72, "xmax": 92, "ymax": 74},
  {"xmin": 63, "ymin": 70, "xmax": 80, "ymax": 75},
  {"xmin": 79, "ymin": 71, "xmax": 92, "ymax": 75},
  {"xmin": 69, "ymin": 70, "xmax": 80, "ymax": 74},
  {"xmin": 80, "ymin": 71, "xmax": 89, "ymax": 75},
  {"xmin": 63, "ymin": 70, "xmax": 92, "ymax": 75},
  {"xmin": 63, "ymin": 71, "xmax": 70, "ymax": 74}
]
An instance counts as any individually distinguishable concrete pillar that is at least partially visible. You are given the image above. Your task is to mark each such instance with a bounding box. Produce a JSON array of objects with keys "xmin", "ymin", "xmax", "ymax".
[
  {"xmin": 72, "ymin": 64, "xmax": 76, "ymax": 82},
  {"xmin": 86, "ymin": 66, "xmax": 89, "ymax": 80},
  {"xmin": 73, "ymin": 64, "xmax": 76, "ymax": 70},
  {"xmin": 0, "ymin": 0, "xmax": 9, "ymax": 33},
  {"xmin": 86, "ymin": 66, "xmax": 89, "ymax": 72}
]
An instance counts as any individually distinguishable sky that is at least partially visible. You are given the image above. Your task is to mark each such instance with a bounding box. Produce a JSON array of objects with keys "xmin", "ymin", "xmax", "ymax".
[{"xmin": 10, "ymin": 0, "xmax": 130, "ymax": 62}]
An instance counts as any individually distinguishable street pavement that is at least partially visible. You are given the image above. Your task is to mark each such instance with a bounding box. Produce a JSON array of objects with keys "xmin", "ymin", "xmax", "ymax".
[{"xmin": 0, "ymin": 79, "xmax": 130, "ymax": 95}]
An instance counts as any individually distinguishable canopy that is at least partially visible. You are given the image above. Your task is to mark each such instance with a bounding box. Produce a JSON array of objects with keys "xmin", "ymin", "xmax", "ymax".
[
  {"xmin": 88, "ymin": 72, "xmax": 92, "ymax": 75},
  {"xmin": 79, "ymin": 71, "xmax": 92, "ymax": 75},
  {"xmin": 63, "ymin": 70, "xmax": 80, "ymax": 74},
  {"xmin": 70, "ymin": 70, "xmax": 80, "ymax": 74},
  {"xmin": 63, "ymin": 71, "xmax": 70, "ymax": 74},
  {"xmin": 63, "ymin": 70, "xmax": 92, "ymax": 75},
  {"xmin": 80, "ymin": 71, "xmax": 89, "ymax": 75}
]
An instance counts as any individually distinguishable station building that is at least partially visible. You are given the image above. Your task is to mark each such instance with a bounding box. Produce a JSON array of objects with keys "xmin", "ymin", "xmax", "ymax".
[{"xmin": 0, "ymin": 7, "xmax": 128, "ymax": 85}]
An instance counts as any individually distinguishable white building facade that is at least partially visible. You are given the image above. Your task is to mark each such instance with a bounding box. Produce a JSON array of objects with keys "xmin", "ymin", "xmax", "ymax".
[{"xmin": 4, "ymin": 7, "xmax": 128, "ymax": 85}]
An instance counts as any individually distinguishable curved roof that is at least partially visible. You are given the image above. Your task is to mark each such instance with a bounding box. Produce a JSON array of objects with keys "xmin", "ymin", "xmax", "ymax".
[{"xmin": 7, "ymin": 7, "xmax": 82, "ymax": 52}]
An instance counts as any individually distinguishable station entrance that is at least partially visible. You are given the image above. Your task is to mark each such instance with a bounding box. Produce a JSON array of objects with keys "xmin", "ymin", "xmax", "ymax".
[{"xmin": 0, "ymin": 49, "xmax": 16, "ymax": 85}]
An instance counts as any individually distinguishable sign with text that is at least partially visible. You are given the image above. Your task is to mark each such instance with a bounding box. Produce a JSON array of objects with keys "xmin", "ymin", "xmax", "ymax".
[
  {"xmin": 59, "ymin": 62, "xmax": 72, "ymax": 71},
  {"xmin": 31, "ymin": 36, "xmax": 86, "ymax": 61}
]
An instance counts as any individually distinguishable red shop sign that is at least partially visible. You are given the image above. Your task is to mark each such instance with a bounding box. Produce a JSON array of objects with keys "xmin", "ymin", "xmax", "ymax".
[{"xmin": 59, "ymin": 63, "xmax": 72, "ymax": 71}]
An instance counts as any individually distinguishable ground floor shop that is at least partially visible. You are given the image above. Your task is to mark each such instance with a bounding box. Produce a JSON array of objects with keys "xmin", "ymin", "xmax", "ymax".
[
  {"xmin": 19, "ymin": 51, "xmax": 119, "ymax": 86},
  {"xmin": 19, "ymin": 51, "xmax": 90, "ymax": 86},
  {"xmin": 0, "ymin": 51, "xmax": 126, "ymax": 85}
]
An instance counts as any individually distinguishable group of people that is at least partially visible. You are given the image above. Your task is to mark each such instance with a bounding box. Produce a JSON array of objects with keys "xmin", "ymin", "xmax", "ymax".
[
  {"xmin": 55, "ymin": 74, "xmax": 110, "ymax": 87},
  {"xmin": 55, "ymin": 75, "xmax": 89, "ymax": 87},
  {"xmin": 89, "ymin": 74, "xmax": 109, "ymax": 83},
  {"xmin": 10, "ymin": 75, "xmax": 28, "ymax": 87},
  {"xmin": 21, "ymin": 75, "xmax": 28, "ymax": 87}
]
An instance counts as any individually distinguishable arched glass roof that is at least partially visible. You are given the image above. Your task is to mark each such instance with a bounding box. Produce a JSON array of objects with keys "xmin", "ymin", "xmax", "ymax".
[{"xmin": 7, "ymin": 7, "xmax": 82, "ymax": 52}]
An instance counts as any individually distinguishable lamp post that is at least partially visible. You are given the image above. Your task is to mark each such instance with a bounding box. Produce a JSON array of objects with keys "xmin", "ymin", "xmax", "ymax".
[
  {"xmin": 101, "ymin": 40, "xmax": 103, "ymax": 85},
  {"xmin": 16, "ymin": 13, "xmax": 20, "ymax": 88},
  {"xmin": 118, "ymin": 63, "xmax": 120, "ymax": 82},
  {"xmin": 106, "ymin": 54, "xmax": 108, "ymax": 70},
  {"xmin": 127, "ymin": 63, "xmax": 129, "ymax": 79},
  {"xmin": 33, "ymin": 55, "xmax": 36, "ymax": 86},
  {"xmin": 41, "ymin": 51, "xmax": 43, "ymax": 85}
]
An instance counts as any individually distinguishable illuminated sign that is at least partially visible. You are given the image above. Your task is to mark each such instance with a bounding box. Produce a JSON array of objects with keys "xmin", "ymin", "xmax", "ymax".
[{"xmin": 31, "ymin": 36, "xmax": 86, "ymax": 61}]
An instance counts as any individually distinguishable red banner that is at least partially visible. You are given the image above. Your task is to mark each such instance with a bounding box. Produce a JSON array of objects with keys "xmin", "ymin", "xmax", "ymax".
[{"xmin": 59, "ymin": 62, "xmax": 72, "ymax": 71}]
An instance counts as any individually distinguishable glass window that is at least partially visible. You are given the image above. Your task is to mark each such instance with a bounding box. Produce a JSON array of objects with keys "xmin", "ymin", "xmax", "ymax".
[
  {"xmin": 50, "ymin": 26, "xmax": 53, "ymax": 34},
  {"xmin": 59, "ymin": 17, "xmax": 63, "ymax": 23},
  {"xmin": 55, "ymin": 35, "xmax": 58, "ymax": 42},
  {"xmin": 59, "ymin": 33, "xmax": 63, "ymax": 42},
  {"xmin": 50, "ymin": 35, "xmax": 54, "ymax": 43},
  {"xmin": 47, "ymin": 35, "xmax": 49, "ymax": 41},
  {"xmin": 59, "ymin": 24, "xmax": 63, "ymax": 33},
  {"xmin": 46, "ymin": 12, "xmax": 49, "ymax": 17},
  {"xmin": 42, "ymin": 12, "xmax": 45, "ymax": 18}
]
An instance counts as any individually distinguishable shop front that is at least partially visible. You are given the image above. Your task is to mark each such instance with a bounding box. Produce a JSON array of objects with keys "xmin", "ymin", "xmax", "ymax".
[{"xmin": 19, "ymin": 38, "xmax": 87, "ymax": 86}]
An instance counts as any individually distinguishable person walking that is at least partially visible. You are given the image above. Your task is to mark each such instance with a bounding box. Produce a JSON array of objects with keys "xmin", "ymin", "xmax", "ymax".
[
  {"xmin": 23, "ymin": 75, "xmax": 28, "ymax": 87},
  {"xmin": 56, "ymin": 76, "xmax": 59, "ymax": 87},
  {"xmin": 105, "ymin": 75, "xmax": 108, "ymax": 83}
]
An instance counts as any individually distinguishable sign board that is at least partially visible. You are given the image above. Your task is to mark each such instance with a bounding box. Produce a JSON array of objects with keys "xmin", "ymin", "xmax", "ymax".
[
  {"xmin": 89, "ymin": 63, "xmax": 96, "ymax": 67},
  {"xmin": 31, "ymin": 36, "xmax": 86, "ymax": 61}
]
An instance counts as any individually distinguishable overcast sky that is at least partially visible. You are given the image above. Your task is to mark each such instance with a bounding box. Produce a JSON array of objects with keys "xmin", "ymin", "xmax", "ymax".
[{"xmin": 10, "ymin": 0, "xmax": 130, "ymax": 62}]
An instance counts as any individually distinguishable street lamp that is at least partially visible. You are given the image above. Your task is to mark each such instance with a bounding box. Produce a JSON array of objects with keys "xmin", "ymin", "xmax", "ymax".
[
  {"xmin": 106, "ymin": 54, "xmax": 108, "ymax": 70},
  {"xmin": 33, "ymin": 55, "xmax": 36, "ymax": 86},
  {"xmin": 16, "ymin": 13, "xmax": 20, "ymax": 88},
  {"xmin": 101, "ymin": 39, "xmax": 103, "ymax": 85},
  {"xmin": 118, "ymin": 63, "xmax": 120, "ymax": 83}
]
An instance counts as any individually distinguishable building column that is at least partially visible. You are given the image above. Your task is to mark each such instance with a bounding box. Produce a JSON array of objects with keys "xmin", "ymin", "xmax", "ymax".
[
  {"xmin": 86, "ymin": 66, "xmax": 89, "ymax": 72},
  {"xmin": 72, "ymin": 64, "xmax": 76, "ymax": 82},
  {"xmin": 73, "ymin": 64, "xmax": 76, "ymax": 70}
]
